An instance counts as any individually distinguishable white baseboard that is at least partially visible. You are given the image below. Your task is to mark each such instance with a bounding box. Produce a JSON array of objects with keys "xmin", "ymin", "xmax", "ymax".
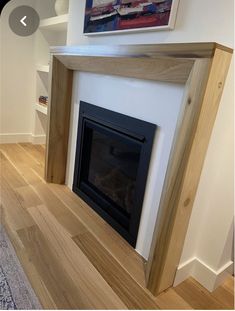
[
  {"xmin": 174, "ymin": 257, "xmax": 233, "ymax": 292},
  {"xmin": 174, "ymin": 258, "xmax": 195, "ymax": 287},
  {"xmin": 31, "ymin": 135, "xmax": 46, "ymax": 145},
  {"xmin": 0, "ymin": 133, "xmax": 46, "ymax": 145},
  {"xmin": 0, "ymin": 133, "xmax": 32, "ymax": 144}
]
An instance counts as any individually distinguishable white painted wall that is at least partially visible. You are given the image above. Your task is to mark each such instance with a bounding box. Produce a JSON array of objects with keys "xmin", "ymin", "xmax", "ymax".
[
  {"xmin": 33, "ymin": 0, "xmax": 67, "ymax": 143},
  {"xmin": 32, "ymin": 0, "xmax": 56, "ymax": 143},
  {"xmin": 0, "ymin": 0, "xmax": 56, "ymax": 144},
  {"xmin": 67, "ymin": 0, "xmax": 233, "ymax": 46},
  {"xmin": 67, "ymin": 0, "xmax": 234, "ymax": 291},
  {"xmin": 0, "ymin": 0, "xmax": 36, "ymax": 143}
]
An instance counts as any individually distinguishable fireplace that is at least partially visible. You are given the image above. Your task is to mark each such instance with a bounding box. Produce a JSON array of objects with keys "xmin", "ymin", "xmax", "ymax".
[{"xmin": 73, "ymin": 102, "xmax": 156, "ymax": 246}]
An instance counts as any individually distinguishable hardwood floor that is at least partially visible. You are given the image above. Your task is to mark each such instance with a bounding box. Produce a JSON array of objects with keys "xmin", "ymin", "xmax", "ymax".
[{"xmin": 0, "ymin": 143, "xmax": 234, "ymax": 310}]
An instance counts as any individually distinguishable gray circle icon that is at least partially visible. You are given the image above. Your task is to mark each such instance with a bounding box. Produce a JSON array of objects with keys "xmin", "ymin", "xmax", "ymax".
[{"xmin": 9, "ymin": 6, "xmax": 39, "ymax": 37}]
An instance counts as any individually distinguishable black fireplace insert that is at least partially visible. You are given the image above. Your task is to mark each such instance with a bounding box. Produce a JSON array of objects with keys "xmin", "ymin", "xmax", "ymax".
[{"xmin": 73, "ymin": 102, "xmax": 156, "ymax": 247}]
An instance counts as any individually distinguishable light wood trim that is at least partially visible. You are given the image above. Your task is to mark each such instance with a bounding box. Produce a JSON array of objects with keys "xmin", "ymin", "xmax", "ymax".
[
  {"xmin": 146, "ymin": 48, "xmax": 232, "ymax": 295},
  {"xmin": 45, "ymin": 57, "xmax": 73, "ymax": 184},
  {"xmin": 55, "ymin": 55, "xmax": 194, "ymax": 84},
  {"xmin": 145, "ymin": 58, "xmax": 212, "ymax": 290},
  {"xmin": 50, "ymin": 42, "xmax": 232, "ymax": 59}
]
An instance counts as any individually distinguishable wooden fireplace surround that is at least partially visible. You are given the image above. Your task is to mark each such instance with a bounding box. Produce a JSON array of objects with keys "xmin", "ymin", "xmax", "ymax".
[{"xmin": 45, "ymin": 42, "xmax": 232, "ymax": 295}]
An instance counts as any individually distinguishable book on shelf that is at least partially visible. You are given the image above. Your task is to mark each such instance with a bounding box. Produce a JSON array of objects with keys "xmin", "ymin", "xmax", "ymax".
[{"xmin": 39, "ymin": 96, "xmax": 48, "ymax": 106}]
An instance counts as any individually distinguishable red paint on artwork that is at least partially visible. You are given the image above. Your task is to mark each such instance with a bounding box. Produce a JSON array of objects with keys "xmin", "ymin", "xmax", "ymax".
[{"xmin": 118, "ymin": 12, "xmax": 170, "ymax": 29}]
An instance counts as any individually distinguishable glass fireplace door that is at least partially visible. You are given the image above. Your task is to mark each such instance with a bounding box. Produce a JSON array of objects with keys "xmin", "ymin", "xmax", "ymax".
[{"xmin": 79, "ymin": 120, "xmax": 142, "ymax": 231}]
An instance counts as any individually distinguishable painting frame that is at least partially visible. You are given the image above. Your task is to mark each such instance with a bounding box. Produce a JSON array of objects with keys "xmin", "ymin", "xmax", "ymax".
[{"xmin": 83, "ymin": 0, "xmax": 180, "ymax": 36}]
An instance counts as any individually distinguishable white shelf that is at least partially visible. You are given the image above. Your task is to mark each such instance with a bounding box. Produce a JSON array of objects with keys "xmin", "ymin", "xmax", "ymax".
[
  {"xmin": 39, "ymin": 14, "xmax": 68, "ymax": 32},
  {"xmin": 35, "ymin": 103, "xmax": 48, "ymax": 116},
  {"xmin": 36, "ymin": 64, "xmax": 49, "ymax": 73}
]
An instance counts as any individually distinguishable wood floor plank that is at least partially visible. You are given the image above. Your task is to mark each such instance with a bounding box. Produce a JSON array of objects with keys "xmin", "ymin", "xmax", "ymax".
[
  {"xmin": 0, "ymin": 150, "xmax": 38, "ymax": 231},
  {"xmin": 222, "ymin": 275, "xmax": 234, "ymax": 295},
  {"xmin": 0, "ymin": 151, "xmax": 27, "ymax": 189},
  {"xmin": 4, "ymin": 223, "xmax": 57, "ymax": 310},
  {"xmin": 0, "ymin": 149, "xmax": 73, "ymax": 309},
  {"xmin": 17, "ymin": 143, "xmax": 45, "ymax": 180},
  {"xmin": 0, "ymin": 144, "xmax": 40, "ymax": 166},
  {"xmin": 19, "ymin": 254, "xmax": 57, "ymax": 310},
  {"xmin": 18, "ymin": 225, "xmax": 89, "ymax": 310},
  {"xmin": 49, "ymin": 183, "xmax": 146, "ymax": 287},
  {"xmin": 1, "ymin": 143, "xmax": 233, "ymax": 310},
  {"xmin": 28, "ymin": 204, "xmax": 128, "ymax": 310},
  {"xmin": 32, "ymin": 182, "xmax": 88, "ymax": 237},
  {"xmin": 155, "ymin": 288, "xmax": 193, "ymax": 310},
  {"xmin": 73, "ymin": 231, "xmax": 159, "ymax": 310},
  {"xmin": 0, "ymin": 144, "xmax": 43, "ymax": 185},
  {"xmin": 174, "ymin": 278, "xmax": 224, "ymax": 310},
  {"xmin": 0, "ymin": 176, "xmax": 35, "ymax": 231},
  {"xmin": 15, "ymin": 185, "xmax": 42, "ymax": 209},
  {"xmin": 19, "ymin": 143, "xmax": 45, "ymax": 166},
  {"xmin": 212, "ymin": 284, "xmax": 234, "ymax": 309}
]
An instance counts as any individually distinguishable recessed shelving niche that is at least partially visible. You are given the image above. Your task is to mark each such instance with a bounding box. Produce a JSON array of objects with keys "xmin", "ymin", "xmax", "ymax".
[
  {"xmin": 36, "ymin": 64, "xmax": 50, "ymax": 73},
  {"xmin": 35, "ymin": 103, "xmax": 48, "ymax": 116},
  {"xmin": 39, "ymin": 14, "xmax": 68, "ymax": 32},
  {"xmin": 33, "ymin": 6, "xmax": 69, "ymax": 143}
]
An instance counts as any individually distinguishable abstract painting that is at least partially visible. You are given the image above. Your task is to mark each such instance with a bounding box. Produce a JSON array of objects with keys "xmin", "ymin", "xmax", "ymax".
[{"xmin": 84, "ymin": 0, "xmax": 179, "ymax": 35}]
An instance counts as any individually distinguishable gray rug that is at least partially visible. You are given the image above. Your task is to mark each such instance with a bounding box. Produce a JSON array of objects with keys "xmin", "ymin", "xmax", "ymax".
[{"xmin": 0, "ymin": 225, "xmax": 42, "ymax": 310}]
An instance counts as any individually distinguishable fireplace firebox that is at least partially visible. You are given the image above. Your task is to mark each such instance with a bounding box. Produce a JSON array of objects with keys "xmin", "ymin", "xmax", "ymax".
[{"xmin": 73, "ymin": 102, "xmax": 156, "ymax": 247}]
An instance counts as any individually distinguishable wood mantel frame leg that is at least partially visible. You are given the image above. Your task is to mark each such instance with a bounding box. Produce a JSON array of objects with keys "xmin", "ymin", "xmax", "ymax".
[
  {"xmin": 146, "ymin": 48, "xmax": 232, "ymax": 295},
  {"xmin": 45, "ymin": 57, "xmax": 73, "ymax": 184},
  {"xmin": 45, "ymin": 44, "xmax": 232, "ymax": 297}
]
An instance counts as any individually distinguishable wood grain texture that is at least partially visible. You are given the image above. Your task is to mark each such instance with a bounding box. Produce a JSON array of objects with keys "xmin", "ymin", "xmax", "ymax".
[
  {"xmin": 15, "ymin": 185, "xmax": 42, "ymax": 209},
  {"xmin": 212, "ymin": 284, "xmax": 234, "ymax": 309},
  {"xmin": 0, "ymin": 144, "xmax": 233, "ymax": 309},
  {"xmin": 48, "ymin": 183, "xmax": 146, "ymax": 287},
  {"xmin": 0, "ymin": 144, "xmax": 43, "ymax": 185},
  {"xmin": 146, "ymin": 48, "xmax": 232, "ymax": 295},
  {"xmin": 155, "ymin": 288, "xmax": 193, "ymax": 310},
  {"xmin": 51, "ymin": 42, "xmax": 233, "ymax": 59},
  {"xmin": 32, "ymin": 182, "xmax": 89, "ymax": 237},
  {"xmin": 19, "ymin": 143, "xmax": 45, "ymax": 166},
  {"xmin": 145, "ymin": 57, "xmax": 212, "ymax": 291},
  {"xmin": 16, "ymin": 248, "xmax": 57, "ymax": 310},
  {"xmin": 0, "ymin": 151, "xmax": 27, "ymax": 189},
  {"xmin": 174, "ymin": 278, "xmax": 229, "ymax": 310},
  {"xmin": 55, "ymin": 55, "xmax": 194, "ymax": 84},
  {"xmin": 18, "ymin": 225, "xmax": 88, "ymax": 310},
  {"xmin": 28, "ymin": 204, "xmax": 128, "ymax": 310},
  {"xmin": 73, "ymin": 231, "xmax": 158, "ymax": 310},
  {"xmin": 0, "ymin": 175, "xmax": 35, "ymax": 231},
  {"xmin": 45, "ymin": 56, "xmax": 73, "ymax": 184},
  {"xmin": 1, "ymin": 217, "xmax": 57, "ymax": 310},
  {"xmin": 222, "ymin": 276, "xmax": 234, "ymax": 295}
]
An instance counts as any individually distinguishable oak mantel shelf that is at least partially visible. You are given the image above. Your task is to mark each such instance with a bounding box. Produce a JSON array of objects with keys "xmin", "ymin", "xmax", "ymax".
[
  {"xmin": 50, "ymin": 42, "xmax": 232, "ymax": 59},
  {"xmin": 46, "ymin": 42, "xmax": 232, "ymax": 296}
]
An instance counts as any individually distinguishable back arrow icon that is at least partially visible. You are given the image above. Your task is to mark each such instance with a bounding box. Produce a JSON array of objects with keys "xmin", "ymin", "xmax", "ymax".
[{"xmin": 20, "ymin": 16, "xmax": 27, "ymax": 27}]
